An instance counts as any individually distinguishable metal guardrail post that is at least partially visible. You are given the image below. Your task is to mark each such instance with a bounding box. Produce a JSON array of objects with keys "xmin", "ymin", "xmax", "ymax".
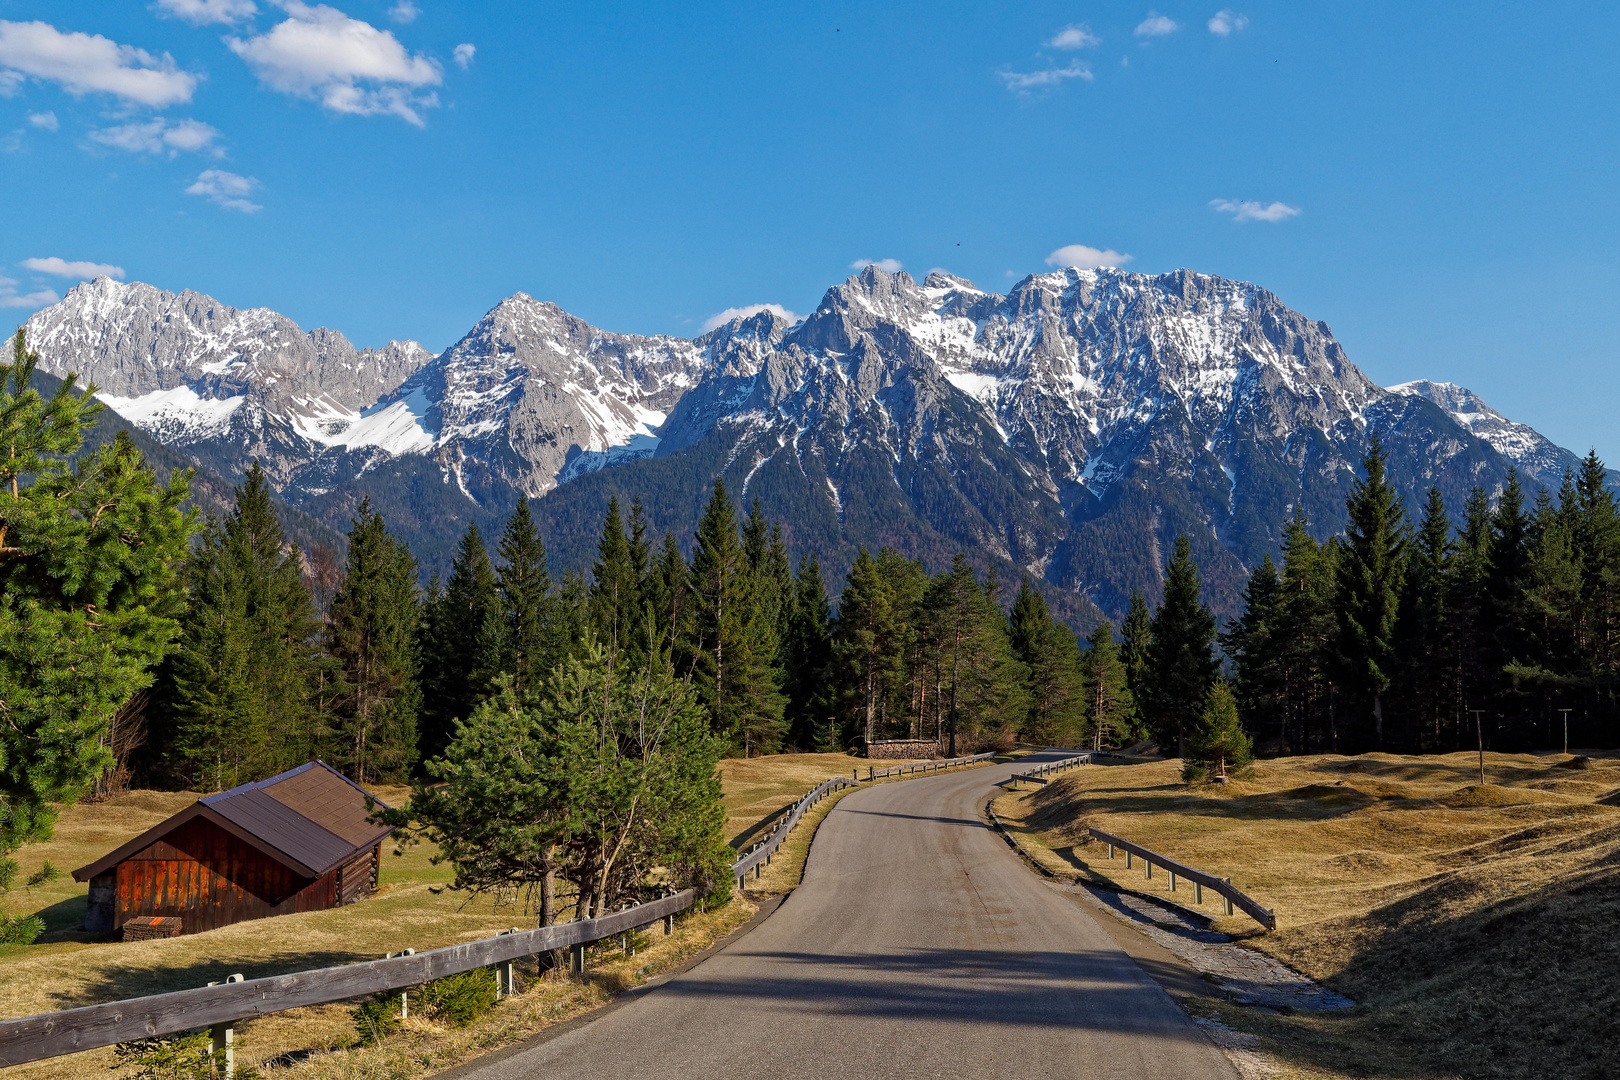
[
  {"xmin": 206, "ymin": 974, "xmax": 244, "ymax": 1079},
  {"xmin": 495, "ymin": 929, "xmax": 519, "ymax": 996}
]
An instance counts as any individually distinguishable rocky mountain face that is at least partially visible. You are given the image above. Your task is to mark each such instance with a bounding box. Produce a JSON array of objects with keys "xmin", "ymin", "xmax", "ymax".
[{"xmin": 12, "ymin": 268, "xmax": 1585, "ymax": 622}]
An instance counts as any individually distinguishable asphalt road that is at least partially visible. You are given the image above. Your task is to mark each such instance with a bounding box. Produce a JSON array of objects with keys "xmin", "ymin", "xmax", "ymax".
[{"xmin": 455, "ymin": 751, "xmax": 1240, "ymax": 1079}]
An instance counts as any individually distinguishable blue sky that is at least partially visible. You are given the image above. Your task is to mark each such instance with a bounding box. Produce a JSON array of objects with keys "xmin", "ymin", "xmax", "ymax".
[{"xmin": 3, "ymin": 2, "xmax": 1618, "ymax": 464}]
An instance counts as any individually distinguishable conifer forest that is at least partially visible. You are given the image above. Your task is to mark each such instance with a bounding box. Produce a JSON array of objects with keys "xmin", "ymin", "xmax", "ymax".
[{"xmin": 5, "ymin": 324, "xmax": 1620, "ymax": 891}]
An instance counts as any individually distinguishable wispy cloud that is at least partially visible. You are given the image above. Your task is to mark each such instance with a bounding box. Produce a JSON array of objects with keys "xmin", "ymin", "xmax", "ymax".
[
  {"xmin": 27, "ymin": 110, "xmax": 56, "ymax": 130},
  {"xmin": 1134, "ymin": 12, "xmax": 1179, "ymax": 38},
  {"xmin": 700, "ymin": 303, "xmax": 800, "ymax": 334},
  {"xmin": 186, "ymin": 168, "xmax": 261, "ymax": 212},
  {"xmin": 0, "ymin": 276, "xmax": 59, "ymax": 309},
  {"xmin": 388, "ymin": 2, "xmax": 420, "ymax": 23},
  {"xmin": 89, "ymin": 117, "xmax": 220, "ymax": 156},
  {"xmin": 1207, "ymin": 10, "xmax": 1249, "ymax": 35},
  {"xmin": 0, "ymin": 20, "xmax": 197, "ymax": 107},
  {"xmin": 453, "ymin": 43, "xmax": 474, "ymax": 69},
  {"xmin": 21, "ymin": 256, "xmax": 125, "ymax": 279},
  {"xmin": 1210, "ymin": 198, "xmax": 1300, "ymax": 222},
  {"xmin": 999, "ymin": 62, "xmax": 1093, "ymax": 92},
  {"xmin": 151, "ymin": 0, "xmax": 258, "ymax": 25},
  {"xmin": 1048, "ymin": 24, "xmax": 1100, "ymax": 50},
  {"xmin": 850, "ymin": 258, "xmax": 903, "ymax": 273},
  {"xmin": 227, "ymin": 2, "xmax": 443, "ymax": 125},
  {"xmin": 1046, "ymin": 244, "xmax": 1133, "ymax": 270}
]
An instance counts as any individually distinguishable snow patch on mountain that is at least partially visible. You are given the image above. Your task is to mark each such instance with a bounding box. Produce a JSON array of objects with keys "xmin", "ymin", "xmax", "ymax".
[{"xmin": 96, "ymin": 385, "xmax": 245, "ymax": 442}]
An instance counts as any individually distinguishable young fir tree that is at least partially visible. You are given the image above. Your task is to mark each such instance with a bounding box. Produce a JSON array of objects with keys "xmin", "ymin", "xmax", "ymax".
[
  {"xmin": 1143, "ymin": 535, "xmax": 1218, "ymax": 757},
  {"xmin": 686, "ymin": 479, "xmax": 748, "ymax": 743},
  {"xmin": 1118, "ymin": 589, "xmax": 1154, "ymax": 739},
  {"xmin": 648, "ymin": 530, "xmax": 689, "ymax": 646},
  {"xmin": 1334, "ymin": 434, "xmax": 1408, "ymax": 750},
  {"xmin": 1079, "ymin": 620, "xmax": 1133, "ymax": 750},
  {"xmin": 1222, "ymin": 554, "xmax": 1281, "ymax": 747},
  {"xmin": 325, "ymin": 499, "xmax": 421, "ymax": 783},
  {"xmin": 417, "ymin": 520, "xmax": 501, "ymax": 762},
  {"xmin": 167, "ymin": 463, "xmax": 321, "ymax": 788},
  {"xmin": 780, "ymin": 553, "xmax": 833, "ymax": 750},
  {"xmin": 0, "ymin": 329, "xmax": 195, "ymax": 850},
  {"xmin": 1008, "ymin": 579, "xmax": 1085, "ymax": 747},
  {"xmin": 496, "ymin": 498, "xmax": 555, "ymax": 702},
  {"xmin": 1182, "ymin": 679, "xmax": 1254, "ymax": 783},
  {"xmin": 1275, "ymin": 509, "xmax": 1338, "ymax": 753}
]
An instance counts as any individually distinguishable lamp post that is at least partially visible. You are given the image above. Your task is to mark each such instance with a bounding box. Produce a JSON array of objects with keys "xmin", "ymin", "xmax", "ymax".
[{"xmin": 1559, "ymin": 708, "xmax": 1572, "ymax": 756}]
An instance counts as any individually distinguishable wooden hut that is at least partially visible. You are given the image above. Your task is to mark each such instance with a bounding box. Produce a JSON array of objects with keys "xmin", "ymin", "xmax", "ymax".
[{"xmin": 72, "ymin": 761, "xmax": 392, "ymax": 939}]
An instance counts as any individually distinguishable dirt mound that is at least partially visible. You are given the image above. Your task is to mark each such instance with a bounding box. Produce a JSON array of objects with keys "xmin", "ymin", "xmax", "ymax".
[
  {"xmin": 1322, "ymin": 850, "xmax": 1419, "ymax": 875},
  {"xmin": 1440, "ymin": 784, "xmax": 1565, "ymax": 809},
  {"xmin": 1559, "ymin": 755, "xmax": 1594, "ymax": 770}
]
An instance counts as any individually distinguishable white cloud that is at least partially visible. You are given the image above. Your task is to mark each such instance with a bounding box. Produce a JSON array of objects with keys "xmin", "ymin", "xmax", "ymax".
[
  {"xmin": 1210, "ymin": 198, "xmax": 1300, "ymax": 222},
  {"xmin": 1135, "ymin": 12, "xmax": 1179, "ymax": 38},
  {"xmin": 186, "ymin": 168, "xmax": 261, "ymax": 212},
  {"xmin": 453, "ymin": 43, "xmax": 474, "ymax": 69},
  {"xmin": 20, "ymin": 257, "xmax": 125, "ymax": 279},
  {"xmin": 388, "ymin": 2, "xmax": 419, "ymax": 23},
  {"xmin": 1046, "ymin": 244, "xmax": 1133, "ymax": 269},
  {"xmin": 1048, "ymin": 24, "xmax": 1100, "ymax": 49},
  {"xmin": 89, "ymin": 117, "xmax": 220, "ymax": 156},
  {"xmin": 850, "ymin": 258, "xmax": 903, "ymax": 274},
  {"xmin": 700, "ymin": 303, "xmax": 801, "ymax": 334},
  {"xmin": 999, "ymin": 62, "xmax": 1093, "ymax": 91},
  {"xmin": 151, "ymin": 0, "xmax": 259, "ymax": 25},
  {"xmin": 0, "ymin": 276, "xmax": 59, "ymax": 309},
  {"xmin": 27, "ymin": 110, "xmax": 56, "ymax": 130},
  {"xmin": 0, "ymin": 20, "xmax": 197, "ymax": 107},
  {"xmin": 227, "ymin": 2, "xmax": 443, "ymax": 126},
  {"xmin": 1207, "ymin": 10, "xmax": 1249, "ymax": 35}
]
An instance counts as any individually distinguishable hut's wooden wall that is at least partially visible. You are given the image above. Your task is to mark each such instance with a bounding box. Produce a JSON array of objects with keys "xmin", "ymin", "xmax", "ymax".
[{"xmin": 114, "ymin": 817, "xmax": 339, "ymax": 934}]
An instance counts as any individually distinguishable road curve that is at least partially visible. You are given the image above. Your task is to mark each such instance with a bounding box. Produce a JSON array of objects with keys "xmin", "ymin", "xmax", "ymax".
[{"xmin": 455, "ymin": 751, "xmax": 1239, "ymax": 1080}]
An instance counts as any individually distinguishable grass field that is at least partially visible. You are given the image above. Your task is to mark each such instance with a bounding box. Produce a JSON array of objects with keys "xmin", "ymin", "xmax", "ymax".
[
  {"xmin": 993, "ymin": 749, "xmax": 1620, "ymax": 1080},
  {"xmin": 0, "ymin": 753, "xmax": 897, "ymax": 1077}
]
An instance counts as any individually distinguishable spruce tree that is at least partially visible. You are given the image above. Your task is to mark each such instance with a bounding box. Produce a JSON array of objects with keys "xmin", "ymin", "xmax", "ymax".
[
  {"xmin": 1119, "ymin": 589, "xmax": 1153, "ymax": 742},
  {"xmin": 325, "ymin": 499, "xmax": 421, "ymax": 783},
  {"xmin": 1222, "ymin": 555, "xmax": 1281, "ymax": 746},
  {"xmin": 1143, "ymin": 535, "xmax": 1218, "ymax": 757},
  {"xmin": 1334, "ymin": 433, "xmax": 1408, "ymax": 750},
  {"xmin": 418, "ymin": 520, "xmax": 500, "ymax": 761},
  {"xmin": 0, "ymin": 329, "xmax": 194, "ymax": 849},
  {"xmin": 589, "ymin": 497, "xmax": 638, "ymax": 657},
  {"xmin": 496, "ymin": 498, "xmax": 554, "ymax": 702},
  {"xmin": 1079, "ymin": 620, "xmax": 1133, "ymax": 750},
  {"xmin": 1183, "ymin": 680, "xmax": 1254, "ymax": 783},
  {"xmin": 167, "ymin": 462, "xmax": 321, "ymax": 788},
  {"xmin": 834, "ymin": 548, "xmax": 900, "ymax": 747},
  {"xmin": 1483, "ymin": 470, "xmax": 1532, "ymax": 733},
  {"xmin": 1008, "ymin": 579, "xmax": 1085, "ymax": 747},
  {"xmin": 781, "ymin": 553, "xmax": 833, "ymax": 750},
  {"xmin": 687, "ymin": 479, "xmax": 747, "ymax": 742},
  {"xmin": 1274, "ymin": 510, "xmax": 1336, "ymax": 753},
  {"xmin": 1394, "ymin": 488, "xmax": 1456, "ymax": 750}
]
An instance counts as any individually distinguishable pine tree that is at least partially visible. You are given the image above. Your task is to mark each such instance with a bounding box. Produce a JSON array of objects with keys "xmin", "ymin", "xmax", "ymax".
[
  {"xmin": 1143, "ymin": 535, "xmax": 1218, "ymax": 757},
  {"xmin": 1079, "ymin": 620, "xmax": 1133, "ymax": 750},
  {"xmin": 0, "ymin": 328, "xmax": 195, "ymax": 849},
  {"xmin": 1393, "ymin": 488, "xmax": 1455, "ymax": 750},
  {"xmin": 166, "ymin": 463, "xmax": 321, "ymax": 788},
  {"xmin": 325, "ymin": 499, "xmax": 421, "ymax": 783},
  {"xmin": 1334, "ymin": 433, "xmax": 1408, "ymax": 750},
  {"xmin": 1274, "ymin": 510, "xmax": 1336, "ymax": 753},
  {"xmin": 589, "ymin": 497, "xmax": 638, "ymax": 657},
  {"xmin": 1482, "ymin": 470, "xmax": 1532, "ymax": 735},
  {"xmin": 1183, "ymin": 680, "xmax": 1254, "ymax": 783},
  {"xmin": 418, "ymin": 520, "xmax": 501, "ymax": 762},
  {"xmin": 496, "ymin": 498, "xmax": 554, "ymax": 701},
  {"xmin": 1222, "ymin": 555, "xmax": 1281, "ymax": 746}
]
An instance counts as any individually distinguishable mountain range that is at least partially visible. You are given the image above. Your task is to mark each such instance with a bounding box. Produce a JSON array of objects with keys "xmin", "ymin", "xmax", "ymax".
[{"xmin": 10, "ymin": 267, "xmax": 1596, "ymax": 624}]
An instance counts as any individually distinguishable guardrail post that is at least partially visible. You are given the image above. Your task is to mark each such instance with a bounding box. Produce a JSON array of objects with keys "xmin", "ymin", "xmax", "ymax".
[
  {"xmin": 1168, "ymin": 871, "xmax": 1177, "ymax": 892},
  {"xmin": 1125, "ymin": 851, "xmax": 1132, "ymax": 869},
  {"xmin": 1195, "ymin": 881, "xmax": 1203, "ymax": 905},
  {"xmin": 1223, "ymin": 879, "xmax": 1235, "ymax": 916},
  {"xmin": 1145, "ymin": 860, "xmax": 1152, "ymax": 881},
  {"xmin": 570, "ymin": 940, "xmax": 586, "ymax": 975},
  {"xmin": 495, "ymin": 929, "xmax": 519, "ymax": 997},
  {"xmin": 1108, "ymin": 843, "xmax": 1115, "ymax": 859},
  {"xmin": 206, "ymin": 974, "xmax": 244, "ymax": 1078}
]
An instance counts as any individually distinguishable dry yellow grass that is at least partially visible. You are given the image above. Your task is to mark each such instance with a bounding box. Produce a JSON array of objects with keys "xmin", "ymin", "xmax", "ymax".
[
  {"xmin": 718, "ymin": 751, "xmax": 927, "ymax": 842},
  {"xmin": 995, "ymin": 750, "xmax": 1620, "ymax": 1080}
]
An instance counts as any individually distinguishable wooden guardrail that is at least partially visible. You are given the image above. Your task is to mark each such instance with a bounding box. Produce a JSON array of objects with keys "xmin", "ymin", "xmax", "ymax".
[
  {"xmin": 0, "ymin": 757, "xmax": 985, "ymax": 1069},
  {"xmin": 857, "ymin": 751, "xmax": 995, "ymax": 783},
  {"xmin": 1087, "ymin": 826, "xmax": 1276, "ymax": 930}
]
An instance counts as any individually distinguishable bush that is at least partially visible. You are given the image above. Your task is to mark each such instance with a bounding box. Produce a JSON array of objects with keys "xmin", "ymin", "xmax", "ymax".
[
  {"xmin": 418, "ymin": 968, "xmax": 498, "ymax": 1028},
  {"xmin": 350, "ymin": 993, "xmax": 403, "ymax": 1046},
  {"xmin": 111, "ymin": 1032, "xmax": 262, "ymax": 1080}
]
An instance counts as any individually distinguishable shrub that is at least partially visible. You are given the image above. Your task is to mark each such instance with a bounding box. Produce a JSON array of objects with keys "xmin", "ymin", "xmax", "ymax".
[
  {"xmin": 418, "ymin": 968, "xmax": 498, "ymax": 1028},
  {"xmin": 350, "ymin": 993, "xmax": 403, "ymax": 1046},
  {"xmin": 111, "ymin": 1032, "xmax": 262, "ymax": 1080}
]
